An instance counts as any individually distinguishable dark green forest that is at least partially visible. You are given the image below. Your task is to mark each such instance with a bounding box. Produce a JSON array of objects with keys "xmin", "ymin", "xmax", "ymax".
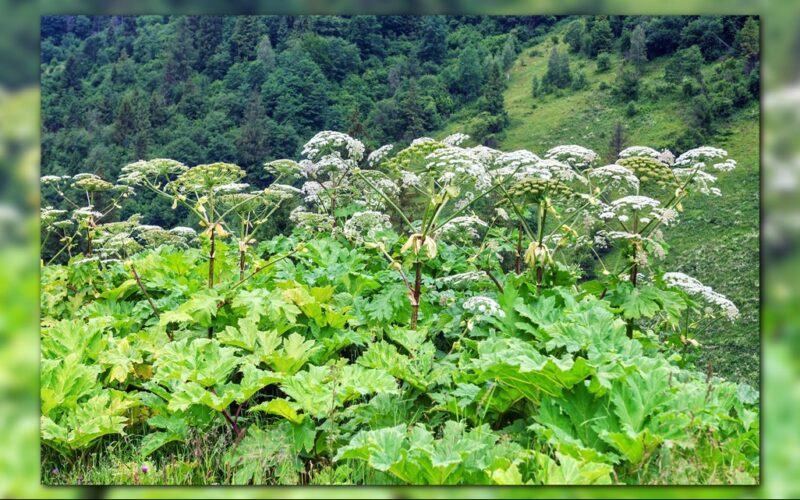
[{"xmin": 41, "ymin": 15, "xmax": 758, "ymax": 229}]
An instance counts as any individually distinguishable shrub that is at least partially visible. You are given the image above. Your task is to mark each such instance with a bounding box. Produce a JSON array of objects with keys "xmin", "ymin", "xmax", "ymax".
[{"xmin": 596, "ymin": 52, "xmax": 611, "ymax": 72}]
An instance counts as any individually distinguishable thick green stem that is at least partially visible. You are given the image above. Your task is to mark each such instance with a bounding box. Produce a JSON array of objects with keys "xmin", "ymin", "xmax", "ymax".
[{"xmin": 410, "ymin": 261, "xmax": 422, "ymax": 330}]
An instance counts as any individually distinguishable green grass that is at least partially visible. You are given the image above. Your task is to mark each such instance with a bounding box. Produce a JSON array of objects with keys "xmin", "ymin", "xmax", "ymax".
[{"xmin": 435, "ymin": 33, "xmax": 760, "ymax": 382}]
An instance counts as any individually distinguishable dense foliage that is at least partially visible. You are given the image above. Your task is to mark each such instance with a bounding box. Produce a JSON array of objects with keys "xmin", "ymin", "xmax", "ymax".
[{"xmin": 40, "ymin": 131, "xmax": 758, "ymax": 485}]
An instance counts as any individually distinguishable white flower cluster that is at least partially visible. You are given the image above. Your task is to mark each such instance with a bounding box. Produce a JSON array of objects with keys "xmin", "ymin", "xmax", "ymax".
[
  {"xmin": 72, "ymin": 173, "xmax": 114, "ymax": 192},
  {"xmin": 367, "ymin": 144, "xmax": 394, "ymax": 168},
  {"xmin": 539, "ymin": 158, "xmax": 587, "ymax": 184},
  {"xmin": 663, "ymin": 272, "xmax": 740, "ymax": 321},
  {"xmin": 425, "ymin": 147, "xmax": 492, "ymax": 190},
  {"xmin": 588, "ymin": 164, "xmax": 640, "ymax": 193},
  {"xmin": 411, "ymin": 137, "xmax": 436, "ymax": 147},
  {"xmin": 437, "ymin": 271, "xmax": 489, "ymax": 287},
  {"xmin": 264, "ymin": 159, "xmax": 304, "ymax": 178},
  {"xmin": 289, "ymin": 207, "xmax": 335, "ymax": 233},
  {"xmin": 41, "ymin": 175, "xmax": 70, "ymax": 185},
  {"xmin": 545, "ymin": 145, "xmax": 599, "ymax": 169},
  {"xmin": 41, "ymin": 207, "xmax": 67, "ymax": 226},
  {"xmin": 343, "ymin": 210, "xmax": 393, "ymax": 244},
  {"xmin": 399, "ymin": 170, "xmax": 421, "ymax": 188},
  {"xmin": 658, "ymin": 149, "xmax": 675, "ymax": 166},
  {"xmin": 118, "ymin": 159, "xmax": 188, "ymax": 186},
  {"xmin": 213, "ymin": 182, "xmax": 249, "ymax": 193},
  {"xmin": 264, "ymin": 183, "xmax": 302, "ymax": 203},
  {"xmin": 463, "ymin": 296, "xmax": 505, "ymax": 318},
  {"xmin": 442, "ymin": 133, "xmax": 470, "ymax": 147},
  {"xmin": 672, "ymin": 168, "xmax": 722, "ymax": 196},
  {"xmin": 674, "ymin": 146, "xmax": 736, "ymax": 172},
  {"xmin": 302, "ymin": 131, "xmax": 365, "ymax": 162},
  {"xmin": 599, "ymin": 195, "xmax": 664, "ymax": 225},
  {"xmin": 468, "ymin": 145, "xmax": 502, "ymax": 164},
  {"xmin": 300, "ymin": 181, "xmax": 329, "ymax": 205},
  {"xmin": 492, "ymin": 150, "xmax": 546, "ymax": 180},
  {"xmin": 435, "ymin": 215, "xmax": 487, "ymax": 241},
  {"xmin": 72, "ymin": 206, "xmax": 102, "ymax": 220},
  {"xmin": 618, "ymin": 146, "xmax": 660, "ymax": 159}
]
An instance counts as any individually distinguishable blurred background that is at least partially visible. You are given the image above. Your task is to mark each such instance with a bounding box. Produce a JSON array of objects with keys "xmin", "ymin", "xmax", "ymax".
[{"xmin": 0, "ymin": 0, "xmax": 796, "ymax": 497}]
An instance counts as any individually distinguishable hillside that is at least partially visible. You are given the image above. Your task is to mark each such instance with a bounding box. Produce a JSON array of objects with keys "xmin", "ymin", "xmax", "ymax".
[{"xmin": 435, "ymin": 26, "xmax": 759, "ymax": 381}]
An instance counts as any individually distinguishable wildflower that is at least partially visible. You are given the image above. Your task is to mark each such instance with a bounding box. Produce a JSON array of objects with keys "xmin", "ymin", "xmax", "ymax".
[
  {"xmin": 73, "ymin": 174, "xmax": 114, "ymax": 192},
  {"xmin": 264, "ymin": 159, "xmax": 304, "ymax": 178},
  {"xmin": 411, "ymin": 137, "xmax": 436, "ymax": 146},
  {"xmin": 588, "ymin": 164, "xmax": 640, "ymax": 193},
  {"xmin": 674, "ymin": 146, "xmax": 730, "ymax": 169},
  {"xmin": 173, "ymin": 163, "xmax": 245, "ymax": 193},
  {"xmin": 463, "ymin": 296, "xmax": 505, "ymax": 318},
  {"xmin": 367, "ymin": 144, "xmax": 394, "ymax": 167},
  {"xmin": 72, "ymin": 206, "xmax": 102, "ymax": 220},
  {"xmin": 41, "ymin": 206, "xmax": 67, "ymax": 226},
  {"xmin": 663, "ymin": 272, "xmax": 740, "ymax": 321},
  {"xmin": 442, "ymin": 132, "xmax": 470, "ymax": 147},
  {"xmin": 435, "ymin": 215, "xmax": 487, "ymax": 241},
  {"xmin": 399, "ymin": 170, "xmax": 421, "ymax": 188},
  {"xmin": 213, "ymin": 182, "xmax": 249, "ymax": 193},
  {"xmin": 343, "ymin": 211, "xmax": 392, "ymax": 244},
  {"xmin": 119, "ymin": 158, "xmax": 188, "ymax": 186},
  {"xmin": 425, "ymin": 147, "xmax": 492, "ymax": 190},
  {"xmin": 618, "ymin": 146, "xmax": 660, "ymax": 159},
  {"xmin": 437, "ymin": 271, "xmax": 490, "ymax": 288},
  {"xmin": 672, "ymin": 168, "xmax": 722, "ymax": 196},
  {"xmin": 468, "ymin": 145, "xmax": 502, "ymax": 164},
  {"xmin": 545, "ymin": 145, "xmax": 599, "ymax": 169},
  {"xmin": 658, "ymin": 149, "xmax": 675, "ymax": 166},
  {"xmin": 289, "ymin": 207, "xmax": 335, "ymax": 233},
  {"xmin": 494, "ymin": 207, "xmax": 509, "ymax": 221},
  {"xmin": 141, "ymin": 464, "xmax": 149, "ymax": 474},
  {"xmin": 617, "ymin": 156, "xmax": 677, "ymax": 190},
  {"xmin": 41, "ymin": 175, "xmax": 64, "ymax": 185},
  {"xmin": 302, "ymin": 131, "xmax": 365, "ymax": 162}
]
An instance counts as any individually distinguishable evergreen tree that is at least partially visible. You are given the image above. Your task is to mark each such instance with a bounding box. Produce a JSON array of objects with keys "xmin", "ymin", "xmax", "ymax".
[
  {"xmin": 400, "ymin": 78, "xmax": 426, "ymax": 141},
  {"xmin": 418, "ymin": 16, "xmax": 448, "ymax": 64},
  {"xmin": 257, "ymin": 34, "xmax": 276, "ymax": 70},
  {"xmin": 500, "ymin": 34, "xmax": 518, "ymax": 71},
  {"xmin": 628, "ymin": 24, "xmax": 648, "ymax": 71},
  {"xmin": 231, "ymin": 17, "xmax": 263, "ymax": 62},
  {"xmin": 665, "ymin": 45, "xmax": 704, "ymax": 84},
  {"xmin": 737, "ymin": 17, "xmax": 759, "ymax": 72},
  {"xmin": 587, "ymin": 16, "xmax": 613, "ymax": 57},
  {"xmin": 543, "ymin": 46, "xmax": 571, "ymax": 89},
  {"xmin": 564, "ymin": 20, "xmax": 583, "ymax": 53},
  {"xmin": 454, "ymin": 44, "xmax": 485, "ymax": 101},
  {"xmin": 189, "ymin": 16, "xmax": 224, "ymax": 71},
  {"xmin": 481, "ymin": 59, "xmax": 508, "ymax": 129},
  {"xmin": 61, "ymin": 54, "xmax": 83, "ymax": 90},
  {"xmin": 236, "ymin": 93, "xmax": 269, "ymax": 171}
]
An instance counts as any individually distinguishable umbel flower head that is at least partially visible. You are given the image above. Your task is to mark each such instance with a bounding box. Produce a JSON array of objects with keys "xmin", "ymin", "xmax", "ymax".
[
  {"xmin": 588, "ymin": 164, "xmax": 640, "ymax": 194},
  {"xmin": 367, "ymin": 144, "xmax": 394, "ymax": 168},
  {"xmin": 663, "ymin": 272, "xmax": 740, "ymax": 321},
  {"xmin": 599, "ymin": 195, "xmax": 669, "ymax": 225},
  {"xmin": 424, "ymin": 147, "xmax": 492, "ymax": 190},
  {"xmin": 441, "ymin": 132, "xmax": 470, "ymax": 147},
  {"xmin": 618, "ymin": 146, "xmax": 661, "ymax": 160},
  {"xmin": 72, "ymin": 173, "xmax": 114, "ymax": 192},
  {"xmin": 463, "ymin": 296, "xmax": 505, "ymax": 330},
  {"xmin": 545, "ymin": 145, "xmax": 599, "ymax": 170},
  {"xmin": 119, "ymin": 159, "xmax": 188, "ymax": 186},
  {"xmin": 302, "ymin": 131, "xmax": 365, "ymax": 162},
  {"xmin": 617, "ymin": 156, "xmax": 677, "ymax": 191},
  {"xmin": 172, "ymin": 163, "xmax": 246, "ymax": 193},
  {"xmin": 343, "ymin": 210, "xmax": 393, "ymax": 244},
  {"xmin": 264, "ymin": 159, "xmax": 304, "ymax": 179}
]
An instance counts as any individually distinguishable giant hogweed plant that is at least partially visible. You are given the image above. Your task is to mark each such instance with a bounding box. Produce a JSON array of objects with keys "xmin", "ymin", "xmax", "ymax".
[{"xmin": 39, "ymin": 131, "xmax": 754, "ymax": 485}]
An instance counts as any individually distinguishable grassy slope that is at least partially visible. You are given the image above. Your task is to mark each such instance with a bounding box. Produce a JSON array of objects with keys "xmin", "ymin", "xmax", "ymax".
[{"xmin": 436, "ymin": 31, "xmax": 760, "ymax": 382}]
